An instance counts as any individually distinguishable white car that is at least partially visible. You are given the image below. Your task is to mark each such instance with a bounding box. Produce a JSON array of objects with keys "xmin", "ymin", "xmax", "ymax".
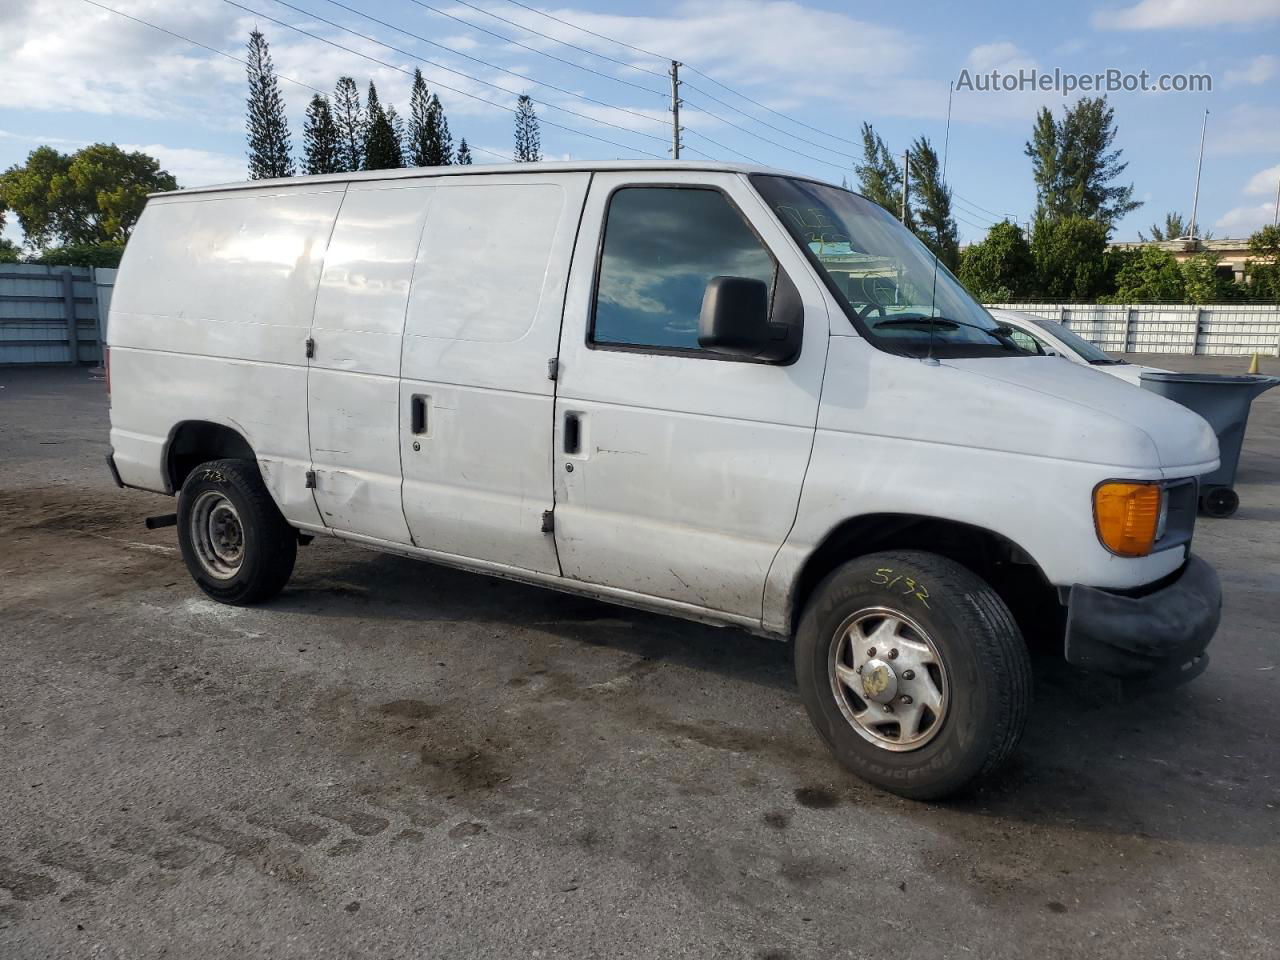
[
  {"xmin": 988, "ymin": 309, "xmax": 1171, "ymax": 386},
  {"xmin": 106, "ymin": 161, "xmax": 1221, "ymax": 799}
]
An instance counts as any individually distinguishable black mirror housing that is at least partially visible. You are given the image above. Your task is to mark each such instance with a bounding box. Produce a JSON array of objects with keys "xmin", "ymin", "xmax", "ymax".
[{"xmin": 698, "ymin": 274, "xmax": 801, "ymax": 363}]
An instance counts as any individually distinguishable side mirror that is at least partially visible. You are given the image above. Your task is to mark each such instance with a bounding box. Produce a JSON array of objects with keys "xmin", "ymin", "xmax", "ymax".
[{"xmin": 698, "ymin": 275, "xmax": 801, "ymax": 363}]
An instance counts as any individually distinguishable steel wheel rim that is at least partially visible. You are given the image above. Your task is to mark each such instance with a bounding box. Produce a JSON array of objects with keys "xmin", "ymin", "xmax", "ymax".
[
  {"xmin": 189, "ymin": 490, "xmax": 245, "ymax": 580},
  {"xmin": 828, "ymin": 606, "xmax": 949, "ymax": 752}
]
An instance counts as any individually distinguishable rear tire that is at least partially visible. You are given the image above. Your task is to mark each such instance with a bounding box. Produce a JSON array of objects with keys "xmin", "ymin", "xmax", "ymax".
[
  {"xmin": 177, "ymin": 458, "xmax": 296, "ymax": 605},
  {"xmin": 795, "ymin": 550, "xmax": 1031, "ymax": 800}
]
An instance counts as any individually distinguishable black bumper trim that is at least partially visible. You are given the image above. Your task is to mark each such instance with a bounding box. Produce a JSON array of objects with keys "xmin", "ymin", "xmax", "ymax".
[
  {"xmin": 105, "ymin": 450, "xmax": 124, "ymax": 489},
  {"xmin": 1064, "ymin": 554, "xmax": 1221, "ymax": 681}
]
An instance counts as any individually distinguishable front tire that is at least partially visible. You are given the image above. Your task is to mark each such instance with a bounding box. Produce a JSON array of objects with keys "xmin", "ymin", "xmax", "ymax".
[
  {"xmin": 177, "ymin": 458, "xmax": 296, "ymax": 605},
  {"xmin": 795, "ymin": 551, "xmax": 1031, "ymax": 800}
]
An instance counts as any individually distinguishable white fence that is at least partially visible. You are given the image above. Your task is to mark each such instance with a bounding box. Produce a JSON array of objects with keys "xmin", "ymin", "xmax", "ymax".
[
  {"xmin": 986, "ymin": 303, "xmax": 1280, "ymax": 356},
  {"xmin": 0, "ymin": 264, "xmax": 117, "ymax": 365}
]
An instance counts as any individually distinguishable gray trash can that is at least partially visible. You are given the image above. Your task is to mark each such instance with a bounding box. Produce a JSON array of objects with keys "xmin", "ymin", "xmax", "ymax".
[{"xmin": 1140, "ymin": 371, "xmax": 1280, "ymax": 518}]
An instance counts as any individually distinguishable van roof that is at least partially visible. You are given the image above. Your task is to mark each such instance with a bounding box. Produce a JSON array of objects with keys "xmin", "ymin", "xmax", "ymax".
[{"xmin": 151, "ymin": 159, "xmax": 828, "ymax": 199}]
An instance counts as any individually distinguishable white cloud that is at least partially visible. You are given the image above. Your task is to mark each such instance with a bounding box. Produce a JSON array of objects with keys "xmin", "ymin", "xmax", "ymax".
[
  {"xmin": 1224, "ymin": 54, "xmax": 1279, "ymax": 87},
  {"xmin": 120, "ymin": 144, "xmax": 246, "ymax": 187},
  {"xmin": 1245, "ymin": 164, "xmax": 1280, "ymax": 196},
  {"xmin": 1094, "ymin": 0, "xmax": 1280, "ymax": 30},
  {"xmin": 1207, "ymin": 104, "xmax": 1280, "ymax": 155},
  {"xmin": 1214, "ymin": 203, "xmax": 1276, "ymax": 237}
]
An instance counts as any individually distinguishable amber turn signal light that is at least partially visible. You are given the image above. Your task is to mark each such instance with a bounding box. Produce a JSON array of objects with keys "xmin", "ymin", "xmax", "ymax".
[{"xmin": 1094, "ymin": 482, "xmax": 1163, "ymax": 557}]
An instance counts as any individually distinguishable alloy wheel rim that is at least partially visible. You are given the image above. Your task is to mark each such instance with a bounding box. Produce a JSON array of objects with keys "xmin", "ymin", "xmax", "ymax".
[{"xmin": 828, "ymin": 606, "xmax": 949, "ymax": 752}]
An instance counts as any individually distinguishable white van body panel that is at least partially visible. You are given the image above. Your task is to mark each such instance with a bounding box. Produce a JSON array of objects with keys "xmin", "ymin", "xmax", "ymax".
[
  {"xmin": 551, "ymin": 171, "xmax": 830, "ymax": 618},
  {"xmin": 760, "ymin": 336, "xmax": 1216, "ymax": 630},
  {"xmin": 108, "ymin": 184, "xmax": 345, "ymax": 525},
  {"xmin": 308, "ymin": 180, "xmax": 434, "ymax": 544},
  {"xmin": 399, "ymin": 172, "xmax": 589, "ymax": 574}
]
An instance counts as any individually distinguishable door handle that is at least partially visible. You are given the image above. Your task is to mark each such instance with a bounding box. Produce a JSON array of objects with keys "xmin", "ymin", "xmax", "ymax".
[
  {"xmin": 563, "ymin": 412, "xmax": 581, "ymax": 454},
  {"xmin": 411, "ymin": 395, "xmax": 428, "ymax": 434}
]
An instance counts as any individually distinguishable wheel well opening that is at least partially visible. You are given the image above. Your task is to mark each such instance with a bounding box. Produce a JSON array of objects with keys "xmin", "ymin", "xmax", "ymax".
[
  {"xmin": 166, "ymin": 421, "xmax": 255, "ymax": 492},
  {"xmin": 789, "ymin": 514, "xmax": 1063, "ymax": 649}
]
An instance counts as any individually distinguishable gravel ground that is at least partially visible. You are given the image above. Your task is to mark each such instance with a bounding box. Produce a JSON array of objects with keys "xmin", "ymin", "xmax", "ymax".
[{"xmin": 1, "ymin": 354, "xmax": 1277, "ymax": 960}]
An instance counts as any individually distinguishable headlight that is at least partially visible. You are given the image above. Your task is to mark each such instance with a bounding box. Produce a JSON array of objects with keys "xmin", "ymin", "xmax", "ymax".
[{"xmin": 1094, "ymin": 481, "xmax": 1163, "ymax": 557}]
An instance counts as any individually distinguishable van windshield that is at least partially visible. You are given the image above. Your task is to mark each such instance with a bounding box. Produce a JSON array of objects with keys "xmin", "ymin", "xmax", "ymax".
[{"xmin": 751, "ymin": 175, "xmax": 1022, "ymax": 358}]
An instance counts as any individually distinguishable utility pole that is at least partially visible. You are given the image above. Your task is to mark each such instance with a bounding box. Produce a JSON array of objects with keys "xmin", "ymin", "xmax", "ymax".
[
  {"xmin": 1189, "ymin": 108, "xmax": 1209, "ymax": 243},
  {"xmin": 901, "ymin": 151, "xmax": 910, "ymax": 223},
  {"xmin": 1273, "ymin": 170, "xmax": 1279, "ymax": 227},
  {"xmin": 669, "ymin": 60, "xmax": 682, "ymax": 160}
]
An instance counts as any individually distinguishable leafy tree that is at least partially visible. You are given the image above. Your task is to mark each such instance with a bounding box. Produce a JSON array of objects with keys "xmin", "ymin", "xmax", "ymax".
[
  {"xmin": 32, "ymin": 242, "xmax": 126, "ymax": 268},
  {"xmin": 245, "ymin": 29, "xmax": 294, "ymax": 180},
  {"xmin": 386, "ymin": 105, "xmax": 407, "ymax": 158},
  {"xmin": 855, "ymin": 122, "xmax": 911, "ymax": 228},
  {"xmin": 514, "ymin": 95, "xmax": 541, "ymax": 162},
  {"xmin": 1031, "ymin": 214, "xmax": 1112, "ymax": 300},
  {"xmin": 958, "ymin": 221, "xmax": 1035, "ymax": 301},
  {"xmin": 362, "ymin": 82, "xmax": 403, "ymax": 170},
  {"xmin": 424, "ymin": 94, "xmax": 454, "ymax": 166},
  {"xmin": 333, "ymin": 76, "xmax": 364, "ymax": 172},
  {"xmin": 907, "ymin": 136, "xmax": 958, "ymax": 270},
  {"xmin": 1179, "ymin": 252, "xmax": 1240, "ymax": 302},
  {"xmin": 0, "ymin": 144, "xmax": 177, "ymax": 248},
  {"xmin": 302, "ymin": 95, "xmax": 342, "ymax": 175},
  {"xmin": 1245, "ymin": 225, "xmax": 1280, "ymax": 301},
  {"xmin": 1108, "ymin": 245, "xmax": 1185, "ymax": 302},
  {"xmin": 456, "ymin": 138, "xmax": 473, "ymax": 165},
  {"xmin": 0, "ymin": 238, "xmax": 18, "ymax": 263},
  {"xmin": 1025, "ymin": 97, "xmax": 1140, "ymax": 231}
]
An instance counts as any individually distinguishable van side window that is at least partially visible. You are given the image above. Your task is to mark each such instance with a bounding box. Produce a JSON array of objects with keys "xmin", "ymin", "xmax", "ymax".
[{"xmin": 592, "ymin": 187, "xmax": 776, "ymax": 351}]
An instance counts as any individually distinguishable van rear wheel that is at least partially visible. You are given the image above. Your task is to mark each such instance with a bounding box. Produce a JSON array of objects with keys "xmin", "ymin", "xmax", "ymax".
[
  {"xmin": 795, "ymin": 551, "xmax": 1031, "ymax": 800},
  {"xmin": 177, "ymin": 458, "xmax": 296, "ymax": 605}
]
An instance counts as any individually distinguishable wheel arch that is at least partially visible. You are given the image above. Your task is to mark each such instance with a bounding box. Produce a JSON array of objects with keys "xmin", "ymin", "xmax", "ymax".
[
  {"xmin": 164, "ymin": 420, "xmax": 257, "ymax": 494},
  {"xmin": 786, "ymin": 513, "xmax": 1062, "ymax": 646}
]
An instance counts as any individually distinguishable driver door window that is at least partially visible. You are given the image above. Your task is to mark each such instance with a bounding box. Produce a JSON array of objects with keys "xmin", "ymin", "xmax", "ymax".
[
  {"xmin": 1006, "ymin": 328, "xmax": 1045, "ymax": 355},
  {"xmin": 591, "ymin": 186, "xmax": 776, "ymax": 352}
]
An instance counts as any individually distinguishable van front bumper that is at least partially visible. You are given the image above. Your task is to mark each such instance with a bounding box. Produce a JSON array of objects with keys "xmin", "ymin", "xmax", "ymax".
[{"xmin": 1063, "ymin": 554, "xmax": 1221, "ymax": 685}]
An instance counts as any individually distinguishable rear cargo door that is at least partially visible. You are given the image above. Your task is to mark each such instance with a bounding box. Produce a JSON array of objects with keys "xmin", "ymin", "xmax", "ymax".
[
  {"xmin": 307, "ymin": 180, "xmax": 435, "ymax": 544},
  {"xmin": 398, "ymin": 172, "xmax": 589, "ymax": 575}
]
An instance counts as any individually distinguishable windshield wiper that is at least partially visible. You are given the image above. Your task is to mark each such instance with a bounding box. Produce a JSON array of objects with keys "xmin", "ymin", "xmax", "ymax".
[
  {"xmin": 1087, "ymin": 358, "xmax": 1126, "ymax": 366},
  {"xmin": 873, "ymin": 316, "xmax": 1017, "ymax": 347}
]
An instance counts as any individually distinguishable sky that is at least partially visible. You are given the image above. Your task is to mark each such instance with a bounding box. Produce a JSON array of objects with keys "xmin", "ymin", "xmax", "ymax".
[{"xmin": 1, "ymin": 0, "xmax": 1278, "ymax": 250}]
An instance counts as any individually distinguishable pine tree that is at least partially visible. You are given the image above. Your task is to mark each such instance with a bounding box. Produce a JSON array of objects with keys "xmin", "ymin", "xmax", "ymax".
[
  {"xmin": 362, "ymin": 82, "xmax": 403, "ymax": 170},
  {"xmin": 332, "ymin": 76, "xmax": 364, "ymax": 173},
  {"xmin": 408, "ymin": 69, "xmax": 432, "ymax": 167},
  {"xmin": 513, "ymin": 95, "xmax": 541, "ymax": 162},
  {"xmin": 302, "ymin": 95, "xmax": 341, "ymax": 175},
  {"xmin": 1025, "ymin": 96, "xmax": 1140, "ymax": 230},
  {"xmin": 456, "ymin": 138, "xmax": 473, "ymax": 165},
  {"xmin": 386, "ymin": 105, "xmax": 407, "ymax": 161},
  {"xmin": 855, "ymin": 122, "xmax": 911, "ymax": 229},
  {"xmin": 907, "ymin": 136, "xmax": 959, "ymax": 270},
  {"xmin": 420, "ymin": 94, "xmax": 453, "ymax": 166},
  {"xmin": 244, "ymin": 29, "xmax": 294, "ymax": 179}
]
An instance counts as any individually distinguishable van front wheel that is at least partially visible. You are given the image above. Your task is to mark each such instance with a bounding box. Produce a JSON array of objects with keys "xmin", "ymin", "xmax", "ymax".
[
  {"xmin": 795, "ymin": 551, "xmax": 1031, "ymax": 800},
  {"xmin": 177, "ymin": 458, "xmax": 297, "ymax": 605}
]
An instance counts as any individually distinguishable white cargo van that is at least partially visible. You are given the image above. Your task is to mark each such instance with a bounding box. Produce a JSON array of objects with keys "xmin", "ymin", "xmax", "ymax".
[{"xmin": 107, "ymin": 161, "xmax": 1222, "ymax": 798}]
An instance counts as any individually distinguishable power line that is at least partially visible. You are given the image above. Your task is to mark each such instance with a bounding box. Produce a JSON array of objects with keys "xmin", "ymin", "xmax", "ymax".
[
  {"xmin": 217, "ymin": 0, "xmax": 666, "ymax": 159},
  {"xmin": 498, "ymin": 0, "xmax": 669, "ymax": 64},
  {"xmin": 255, "ymin": 0, "xmax": 670, "ymax": 147},
  {"xmin": 80, "ymin": 0, "xmax": 323, "ymax": 94},
  {"xmin": 445, "ymin": 0, "xmax": 669, "ymax": 80},
  {"xmin": 681, "ymin": 81, "xmax": 855, "ymax": 161},
  {"xmin": 314, "ymin": 0, "xmax": 670, "ymax": 135},
  {"xmin": 399, "ymin": 0, "xmax": 667, "ymax": 97},
  {"xmin": 680, "ymin": 96, "xmax": 849, "ymax": 172},
  {"xmin": 683, "ymin": 127, "xmax": 758, "ymax": 165},
  {"xmin": 493, "ymin": 0, "xmax": 863, "ymax": 152}
]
